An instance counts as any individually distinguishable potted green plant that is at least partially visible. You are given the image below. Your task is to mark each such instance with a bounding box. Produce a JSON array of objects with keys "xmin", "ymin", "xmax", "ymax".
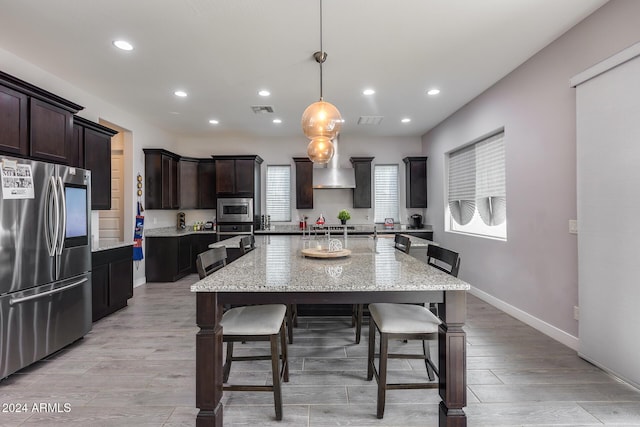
[{"xmin": 337, "ymin": 209, "xmax": 351, "ymax": 225}]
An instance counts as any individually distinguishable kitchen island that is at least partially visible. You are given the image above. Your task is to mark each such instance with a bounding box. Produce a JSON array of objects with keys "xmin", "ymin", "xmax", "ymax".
[{"xmin": 191, "ymin": 234, "xmax": 470, "ymax": 426}]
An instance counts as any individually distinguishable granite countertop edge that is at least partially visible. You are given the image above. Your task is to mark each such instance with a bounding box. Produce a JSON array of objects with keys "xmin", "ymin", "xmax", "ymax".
[{"xmin": 92, "ymin": 241, "xmax": 134, "ymax": 252}]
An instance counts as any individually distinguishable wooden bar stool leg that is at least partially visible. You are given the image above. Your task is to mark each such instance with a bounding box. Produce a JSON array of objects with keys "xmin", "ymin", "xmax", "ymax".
[
  {"xmin": 280, "ymin": 322, "xmax": 289, "ymax": 382},
  {"xmin": 423, "ymin": 340, "xmax": 435, "ymax": 381},
  {"xmin": 377, "ymin": 332, "xmax": 389, "ymax": 419},
  {"xmin": 355, "ymin": 304, "xmax": 364, "ymax": 344},
  {"xmin": 286, "ymin": 305, "xmax": 294, "ymax": 344},
  {"xmin": 367, "ymin": 319, "xmax": 376, "ymax": 381},
  {"xmin": 270, "ymin": 334, "xmax": 283, "ymax": 421},
  {"xmin": 223, "ymin": 341, "xmax": 234, "ymax": 383}
]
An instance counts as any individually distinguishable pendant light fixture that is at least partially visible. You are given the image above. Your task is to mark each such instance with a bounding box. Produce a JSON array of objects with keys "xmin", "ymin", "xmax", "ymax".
[{"xmin": 302, "ymin": 0, "xmax": 343, "ymax": 164}]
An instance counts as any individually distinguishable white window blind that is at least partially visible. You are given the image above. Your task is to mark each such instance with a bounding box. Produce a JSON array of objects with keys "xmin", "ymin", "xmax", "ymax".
[
  {"xmin": 447, "ymin": 131, "xmax": 506, "ymax": 239},
  {"xmin": 266, "ymin": 165, "xmax": 291, "ymax": 222},
  {"xmin": 374, "ymin": 164, "xmax": 399, "ymax": 223}
]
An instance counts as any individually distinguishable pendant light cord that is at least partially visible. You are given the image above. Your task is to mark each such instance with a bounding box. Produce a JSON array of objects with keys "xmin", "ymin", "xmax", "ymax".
[{"xmin": 319, "ymin": 0, "xmax": 324, "ymax": 101}]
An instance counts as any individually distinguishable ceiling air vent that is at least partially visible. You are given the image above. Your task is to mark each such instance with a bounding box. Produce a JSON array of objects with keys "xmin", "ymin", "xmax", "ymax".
[
  {"xmin": 357, "ymin": 115, "xmax": 384, "ymax": 125},
  {"xmin": 251, "ymin": 105, "xmax": 274, "ymax": 114}
]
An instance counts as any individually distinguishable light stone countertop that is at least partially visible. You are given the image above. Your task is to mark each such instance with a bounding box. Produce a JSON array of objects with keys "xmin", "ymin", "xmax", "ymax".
[
  {"xmin": 191, "ymin": 234, "xmax": 469, "ymax": 293},
  {"xmin": 92, "ymin": 240, "xmax": 134, "ymax": 252},
  {"xmin": 145, "ymin": 227, "xmax": 218, "ymax": 237},
  {"xmin": 255, "ymin": 223, "xmax": 433, "ymax": 235}
]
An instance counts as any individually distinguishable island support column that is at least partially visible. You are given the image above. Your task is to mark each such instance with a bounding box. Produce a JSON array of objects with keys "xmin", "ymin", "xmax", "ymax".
[
  {"xmin": 196, "ymin": 292, "xmax": 224, "ymax": 427},
  {"xmin": 439, "ymin": 290, "xmax": 467, "ymax": 427}
]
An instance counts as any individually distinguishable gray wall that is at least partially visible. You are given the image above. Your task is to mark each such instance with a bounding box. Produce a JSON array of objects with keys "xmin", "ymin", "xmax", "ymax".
[{"xmin": 421, "ymin": 0, "xmax": 640, "ymax": 344}]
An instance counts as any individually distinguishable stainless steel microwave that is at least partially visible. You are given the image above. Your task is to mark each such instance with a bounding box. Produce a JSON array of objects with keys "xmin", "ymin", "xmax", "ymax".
[{"xmin": 217, "ymin": 197, "xmax": 253, "ymax": 223}]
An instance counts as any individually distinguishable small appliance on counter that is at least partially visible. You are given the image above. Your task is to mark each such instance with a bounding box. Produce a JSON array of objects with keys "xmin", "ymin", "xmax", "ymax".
[
  {"xmin": 177, "ymin": 212, "xmax": 186, "ymax": 230},
  {"xmin": 409, "ymin": 214, "xmax": 423, "ymax": 229},
  {"xmin": 204, "ymin": 221, "xmax": 215, "ymax": 231}
]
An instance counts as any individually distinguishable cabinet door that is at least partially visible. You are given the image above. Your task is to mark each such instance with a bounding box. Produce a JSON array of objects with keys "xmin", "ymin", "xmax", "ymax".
[
  {"xmin": 177, "ymin": 236, "xmax": 193, "ymax": 275},
  {"xmin": 351, "ymin": 157, "xmax": 373, "ymax": 208},
  {"xmin": 179, "ymin": 159, "xmax": 198, "ymax": 209},
  {"xmin": 404, "ymin": 157, "xmax": 428, "ymax": 208},
  {"xmin": 198, "ymin": 160, "xmax": 216, "ymax": 209},
  {"xmin": 145, "ymin": 237, "xmax": 179, "ymax": 282},
  {"xmin": 215, "ymin": 159, "xmax": 235, "ymax": 194},
  {"xmin": 91, "ymin": 263, "xmax": 110, "ymax": 322},
  {"xmin": 109, "ymin": 257, "xmax": 133, "ymax": 304},
  {"xmin": 145, "ymin": 153, "xmax": 163, "ymax": 210},
  {"xmin": 234, "ymin": 159, "xmax": 255, "ymax": 194},
  {"xmin": 294, "ymin": 158, "xmax": 313, "ymax": 209},
  {"xmin": 0, "ymin": 84, "xmax": 28, "ymax": 156},
  {"xmin": 68, "ymin": 123, "xmax": 84, "ymax": 168},
  {"xmin": 84, "ymin": 128, "xmax": 112, "ymax": 210},
  {"xmin": 161, "ymin": 155, "xmax": 179, "ymax": 209},
  {"xmin": 29, "ymin": 98, "xmax": 72, "ymax": 163}
]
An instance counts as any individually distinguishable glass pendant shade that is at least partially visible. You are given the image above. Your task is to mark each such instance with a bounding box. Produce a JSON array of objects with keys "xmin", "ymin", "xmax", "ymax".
[
  {"xmin": 307, "ymin": 137, "xmax": 335, "ymax": 164},
  {"xmin": 301, "ymin": 100, "xmax": 342, "ymax": 140}
]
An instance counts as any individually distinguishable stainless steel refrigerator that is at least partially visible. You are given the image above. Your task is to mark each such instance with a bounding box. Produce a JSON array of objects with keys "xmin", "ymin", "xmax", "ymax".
[{"xmin": 0, "ymin": 155, "xmax": 92, "ymax": 379}]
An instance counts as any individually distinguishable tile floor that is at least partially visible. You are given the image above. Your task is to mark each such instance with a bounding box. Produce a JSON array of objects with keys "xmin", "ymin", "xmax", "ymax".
[{"xmin": 1, "ymin": 275, "xmax": 640, "ymax": 426}]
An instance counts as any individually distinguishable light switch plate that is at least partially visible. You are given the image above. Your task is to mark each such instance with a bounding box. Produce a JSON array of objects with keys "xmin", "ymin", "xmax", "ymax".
[{"xmin": 569, "ymin": 219, "xmax": 578, "ymax": 234}]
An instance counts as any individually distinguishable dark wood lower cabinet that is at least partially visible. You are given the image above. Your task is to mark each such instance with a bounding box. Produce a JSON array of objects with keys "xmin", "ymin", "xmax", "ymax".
[
  {"xmin": 146, "ymin": 233, "xmax": 220, "ymax": 282},
  {"xmin": 91, "ymin": 245, "xmax": 133, "ymax": 322}
]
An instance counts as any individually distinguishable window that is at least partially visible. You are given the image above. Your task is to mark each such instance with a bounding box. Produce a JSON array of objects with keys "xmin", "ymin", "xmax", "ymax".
[
  {"xmin": 446, "ymin": 131, "xmax": 506, "ymax": 240},
  {"xmin": 266, "ymin": 165, "xmax": 291, "ymax": 222},
  {"xmin": 374, "ymin": 164, "xmax": 399, "ymax": 223}
]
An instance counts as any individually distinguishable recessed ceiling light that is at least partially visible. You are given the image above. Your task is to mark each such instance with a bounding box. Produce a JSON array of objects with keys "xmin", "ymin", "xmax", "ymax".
[
  {"xmin": 258, "ymin": 90, "xmax": 271, "ymax": 97},
  {"xmin": 209, "ymin": 119, "xmax": 219, "ymax": 125},
  {"xmin": 272, "ymin": 119, "xmax": 282, "ymax": 124},
  {"xmin": 363, "ymin": 89, "xmax": 375, "ymax": 96},
  {"xmin": 113, "ymin": 40, "xmax": 133, "ymax": 51},
  {"xmin": 174, "ymin": 90, "xmax": 187, "ymax": 97},
  {"xmin": 401, "ymin": 118, "xmax": 411, "ymax": 123},
  {"xmin": 427, "ymin": 89, "xmax": 440, "ymax": 96}
]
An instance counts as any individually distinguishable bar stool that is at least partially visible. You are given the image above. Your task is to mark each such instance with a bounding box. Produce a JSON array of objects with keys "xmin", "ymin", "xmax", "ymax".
[
  {"xmin": 221, "ymin": 304, "xmax": 289, "ymax": 420},
  {"xmin": 366, "ymin": 245, "xmax": 460, "ymax": 418},
  {"xmin": 196, "ymin": 247, "xmax": 289, "ymax": 420},
  {"xmin": 241, "ymin": 235, "xmax": 298, "ymax": 344},
  {"xmin": 353, "ymin": 234, "xmax": 412, "ymax": 344}
]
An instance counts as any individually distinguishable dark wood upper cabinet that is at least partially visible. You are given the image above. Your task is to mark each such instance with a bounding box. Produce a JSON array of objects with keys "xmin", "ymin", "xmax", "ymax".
[
  {"xmin": 69, "ymin": 122, "xmax": 84, "ymax": 168},
  {"xmin": 350, "ymin": 157, "xmax": 374, "ymax": 209},
  {"xmin": 197, "ymin": 159, "xmax": 216, "ymax": 209},
  {"xmin": 213, "ymin": 155, "xmax": 263, "ymax": 197},
  {"xmin": 0, "ymin": 84, "xmax": 28, "ymax": 156},
  {"xmin": 403, "ymin": 156, "xmax": 428, "ymax": 208},
  {"xmin": 78, "ymin": 117, "xmax": 117, "ymax": 210},
  {"xmin": 178, "ymin": 157, "xmax": 199, "ymax": 209},
  {"xmin": 29, "ymin": 98, "xmax": 73, "ymax": 163},
  {"xmin": 0, "ymin": 70, "xmax": 83, "ymax": 162},
  {"xmin": 144, "ymin": 148, "xmax": 180, "ymax": 210},
  {"xmin": 293, "ymin": 157, "xmax": 313, "ymax": 210}
]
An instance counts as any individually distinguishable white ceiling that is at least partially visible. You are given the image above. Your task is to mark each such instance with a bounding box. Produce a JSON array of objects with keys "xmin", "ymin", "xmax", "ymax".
[{"xmin": 0, "ymin": 0, "xmax": 608, "ymax": 139}]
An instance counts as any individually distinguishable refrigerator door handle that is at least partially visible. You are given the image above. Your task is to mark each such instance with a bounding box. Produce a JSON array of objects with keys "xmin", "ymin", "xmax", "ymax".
[
  {"xmin": 56, "ymin": 176, "xmax": 66, "ymax": 255},
  {"xmin": 44, "ymin": 176, "xmax": 58, "ymax": 257},
  {"xmin": 8, "ymin": 278, "xmax": 89, "ymax": 306}
]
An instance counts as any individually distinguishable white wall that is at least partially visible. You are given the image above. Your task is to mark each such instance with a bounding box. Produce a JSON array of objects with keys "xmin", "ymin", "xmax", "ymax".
[
  {"xmin": 421, "ymin": 0, "xmax": 640, "ymax": 345},
  {"xmin": 0, "ymin": 47, "xmax": 178, "ymax": 286}
]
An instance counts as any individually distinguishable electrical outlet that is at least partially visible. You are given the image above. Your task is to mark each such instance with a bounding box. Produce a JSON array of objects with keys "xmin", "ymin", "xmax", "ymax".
[
  {"xmin": 153, "ymin": 217, "xmax": 157, "ymax": 225},
  {"xmin": 573, "ymin": 305, "xmax": 580, "ymax": 320},
  {"xmin": 569, "ymin": 220, "xmax": 578, "ymax": 234}
]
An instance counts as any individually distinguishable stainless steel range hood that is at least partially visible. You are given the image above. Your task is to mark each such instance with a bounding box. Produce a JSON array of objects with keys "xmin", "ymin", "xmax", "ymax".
[{"xmin": 312, "ymin": 137, "xmax": 356, "ymax": 189}]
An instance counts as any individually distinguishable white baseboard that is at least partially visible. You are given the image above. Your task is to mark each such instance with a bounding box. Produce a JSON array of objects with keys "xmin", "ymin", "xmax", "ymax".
[
  {"xmin": 134, "ymin": 277, "xmax": 146, "ymax": 288},
  {"xmin": 469, "ymin": 286, "xmax": 579, "ymax": 351}
]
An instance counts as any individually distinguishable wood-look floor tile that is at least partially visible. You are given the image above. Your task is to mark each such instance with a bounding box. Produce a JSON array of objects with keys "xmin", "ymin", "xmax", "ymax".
[
  {"xmin": 465, "ymin": 401, "xmax": 602, "ymax": 426},
  {"xmin": 1, "ymin": 277, "xmax": 639, "ymax": 426}
]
